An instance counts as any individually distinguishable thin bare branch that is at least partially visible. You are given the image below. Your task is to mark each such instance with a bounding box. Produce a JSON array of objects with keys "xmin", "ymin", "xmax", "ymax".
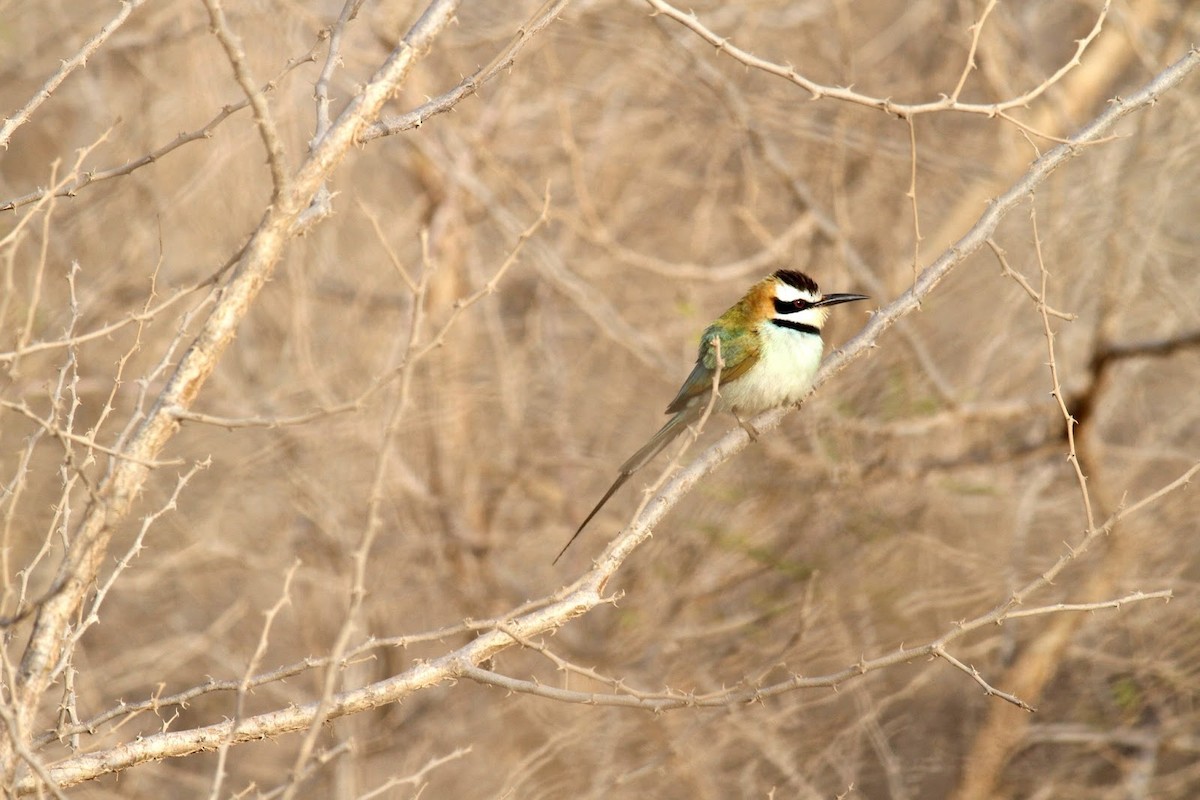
[
  {"xmin": 208, "ymin": 562, "xmax": 298, "ymax": 800},
  {"xmin": 0, "ymin": 45, "xmax": 319, "ymax": 213},
  {"xmin": 620, "ymin": 47, "xmax": 1200, "ymax": 578},
  {"xmin": 0, "ymin": 401, "xmax": 185, "ymax": 468},
  {"xmin": 201, "ymin": 0, "xmax": 291, "ymax": 199},
  {"xmin": 360, "ymin": 0, "xmax": 572, "ymax": 142},
  {"xmin": 950, "ymin": 0, "xmax": 998, "ymax": 101},
  {"xmin": 932, "ymin": 645, "xmax": 1033, "ymax": 711},
  {"xmin": 5, "ymin": 0, "xmax": 466, "ymax": 783},
  {"xmin": 0, "ymin": 0, "xmax": 147, "ymax": 150},
  {"xmin": 1032, "ymin": 204, "xmax": 1097, "ymax": 533},
  {"xmin": 987, "ymin": 238, "xmax": 1078, "ymax": 320},
  {"xmin": 456, "ymin": 590, "xmax": 1168, "ymax": 711},
  {"xmin": 646, "ymin": 0, "xmax": 1112, "ymax": 128},
  {"xmin": 13, "ymin": 50, "xmax": 1197, "ymax": 793}
]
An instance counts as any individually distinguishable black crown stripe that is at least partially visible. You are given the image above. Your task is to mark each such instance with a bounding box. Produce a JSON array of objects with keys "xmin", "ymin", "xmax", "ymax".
[{"xmin": 773, "ymin": 269, "xmax": 819, "ymax": 295}]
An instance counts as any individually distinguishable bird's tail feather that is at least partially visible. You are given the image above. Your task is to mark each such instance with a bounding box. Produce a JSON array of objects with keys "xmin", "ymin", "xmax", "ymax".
[
  {"xmin": 617, "ymin": 407, "xmax": 697, "ymax": 476},
  {"xmin": 553, "ymin": 408, "xmax": 698, "ymax": 564}
]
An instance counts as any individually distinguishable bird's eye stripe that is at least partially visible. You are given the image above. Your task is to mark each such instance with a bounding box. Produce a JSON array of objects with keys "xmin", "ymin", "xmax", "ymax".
[{"xmin": 773, "ymin": 297, "xmax": 811, "ymax": 314}]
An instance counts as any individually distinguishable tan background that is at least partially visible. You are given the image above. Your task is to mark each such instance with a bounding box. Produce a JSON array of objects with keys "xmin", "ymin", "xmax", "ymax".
[{"xmin": 1, "ymin": 1, "xmax": 1198, "ymax": 797}]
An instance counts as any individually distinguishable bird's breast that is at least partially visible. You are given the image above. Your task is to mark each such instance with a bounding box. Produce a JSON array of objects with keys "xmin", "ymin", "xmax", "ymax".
[{"xmin": 719, "ymin": 323, "xmax": 825, "ymax": 414}]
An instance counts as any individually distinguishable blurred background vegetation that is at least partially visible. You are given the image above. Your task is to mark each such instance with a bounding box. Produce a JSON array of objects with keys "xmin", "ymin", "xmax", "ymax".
[{"xmin": 1, "ymin": 1, "xmax": 1197, "ymax": 797}]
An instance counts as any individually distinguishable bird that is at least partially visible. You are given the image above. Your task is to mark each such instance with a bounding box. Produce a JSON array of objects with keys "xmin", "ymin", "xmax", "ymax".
[{"xmin": 553, "ymin": 269, "xmax": 868, "ymax": 564}]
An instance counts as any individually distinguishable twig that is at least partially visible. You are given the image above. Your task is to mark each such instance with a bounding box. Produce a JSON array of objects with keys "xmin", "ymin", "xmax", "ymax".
[
  {"xmin": 312, "ymin": 1, "xmax": 367, "ymax": 147},
  {"xmin": 5, "ymin": 0, "xmax": 467, "ymax": 784},
  {"xmin": 32, "ymin": 611, "xmax": 554, "ymax": 749},
  {"xmin": 671, "ymin": 30, "xmax": 959, "ymax": 404},
  {"xmin": 1032, "ymin": 205, "xmax": 1096, "ymax": 533},
  {"xmin": 950, "ymin": 0, "xmax": 998, "ymax": 101},
  {"xmin": 905, "ymin": 115, "xmax": 922, "ymax": 278},
  {"xmin": 0, "ymin": 702, "xmax": 67, "ymax": 800},
  {"xmin": 54, "ymin": 461, "xmax": 211, "ymax": 685},
  {"xmin": 0, "ymin": 0, "xmax": 147, "ymax": 150},
  {"xmin": 353, "ymin": 748, "xmax": 472, "ymax": 800},
  {"xmin": 300, "ymin": 0, "xmax": 368, "ymax": 229},
  {"xmin": 0, "ymin": 401, "xmax": 185, "ymax": 468},
  {"xmin": 201, "ymin": 0, "xmax": 291, "ymax": 199},
  {"xmin": 10, "ymin": 31, "xmax": 1198, "ymax": 800},
  {"xmin": 1003, "ymin": 592, "xmax": 1173, "ymax": 620},
  {"xmin": 653, "ymin": 48, "xmax": 1200, "ymax": 585},
  {"xmin": 417, "ymin": 130, "xmax": 672, "ymax": 373},
  {"xmin": 931, "ymin": 645, "xmax": 1033, "ymax": 711},
  {"xmin": 356, "ymin": 199, "xmax": 418, "ymax": 292},
  {"xmin": 359, "ymin": 0, "xmax": 572, "ymax": 142},
  {"xmin": 208, "ymin": 562, "xmax": 298, "ymax": 800},
  {"xmin": 411, "ymin": 190, "xmax": 550, "ymax": 363},
  {"xmin": 277, "ymin": 335, "xmax": 413, "ymax": 800},
  {"xmin": 256, "ymin": 742, "xmax": 354, "ymax": 800},
  {"xmin": 455, "ymin": 590, "xmax": 1168, "ymax": 710},
  {"xmin": 0, "ymin": 46, "xmax": 319, "ymax": 213},
  {"xmin": 646, "ymin": 0, "xmax": 1112, "ymax": 132},
  {"xmin": 986, "ymin": 239, "xmax": 1077, "ymax": 320},
  {"xmin": 173, "ymin": 190, "xmax": 550, "ymax": 429}
]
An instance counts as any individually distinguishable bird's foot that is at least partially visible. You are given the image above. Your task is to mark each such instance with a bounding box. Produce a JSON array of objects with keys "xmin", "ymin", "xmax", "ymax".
[{"xmin": 734, "ymin": 413, "xmax": 760, "ymax": 441}]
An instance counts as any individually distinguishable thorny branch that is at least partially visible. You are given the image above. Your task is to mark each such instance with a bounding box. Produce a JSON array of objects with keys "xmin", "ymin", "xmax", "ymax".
[
  {"xmin": 646, "ymin": 0, "xmax": 1112, "ymax": 136},
  {"xmin": 13, "ymin": 45, "xmax": 1198, "ymax": 795},
  {"xmin": 3, "ymin": 0, "xmax": 469, "ymax": 787},
  {"xmin": 0, "ymin": 0, "xmax": 148, "ymax": 150}
]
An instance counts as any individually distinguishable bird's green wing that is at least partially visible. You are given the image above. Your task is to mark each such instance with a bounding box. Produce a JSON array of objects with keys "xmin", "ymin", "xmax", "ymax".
[{"xmin": 664, "ymin": 323, "xmax": 760, "ymax": 414}]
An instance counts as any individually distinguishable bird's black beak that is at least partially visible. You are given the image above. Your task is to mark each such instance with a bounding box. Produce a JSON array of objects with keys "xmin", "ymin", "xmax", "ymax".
[{"xmin": 815, "ymin": 293, "xmax": 869, "ymax": 307}]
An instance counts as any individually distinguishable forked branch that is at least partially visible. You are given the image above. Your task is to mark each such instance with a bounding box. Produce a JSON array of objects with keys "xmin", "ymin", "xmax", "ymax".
[{"xmin": 16, "ymin": 43, "xmax": 1198, "ymax": 797}]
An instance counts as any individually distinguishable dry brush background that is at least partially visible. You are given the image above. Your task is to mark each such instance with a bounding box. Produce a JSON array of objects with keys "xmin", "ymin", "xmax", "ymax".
[{"xmin": 1, "ymin": 0, "xmax": 1198, "ymax": 797}]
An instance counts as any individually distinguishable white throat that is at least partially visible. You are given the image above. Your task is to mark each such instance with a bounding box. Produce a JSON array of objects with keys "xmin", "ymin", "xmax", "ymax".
[{"xmin": 718, "ymin": 321, "xmax": 825, "ymax": 414}]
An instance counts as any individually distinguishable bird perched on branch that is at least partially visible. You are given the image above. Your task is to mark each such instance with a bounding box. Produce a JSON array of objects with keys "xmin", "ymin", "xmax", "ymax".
[{"xmin": 554, "ymin": 269, "xmax": 868, "ymax": 564}]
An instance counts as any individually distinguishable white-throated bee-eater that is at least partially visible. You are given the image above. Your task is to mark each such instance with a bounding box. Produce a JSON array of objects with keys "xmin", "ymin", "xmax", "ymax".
[{"xmin": 553, "ymin": 269, "xmax": 868, "ymax": 564}]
